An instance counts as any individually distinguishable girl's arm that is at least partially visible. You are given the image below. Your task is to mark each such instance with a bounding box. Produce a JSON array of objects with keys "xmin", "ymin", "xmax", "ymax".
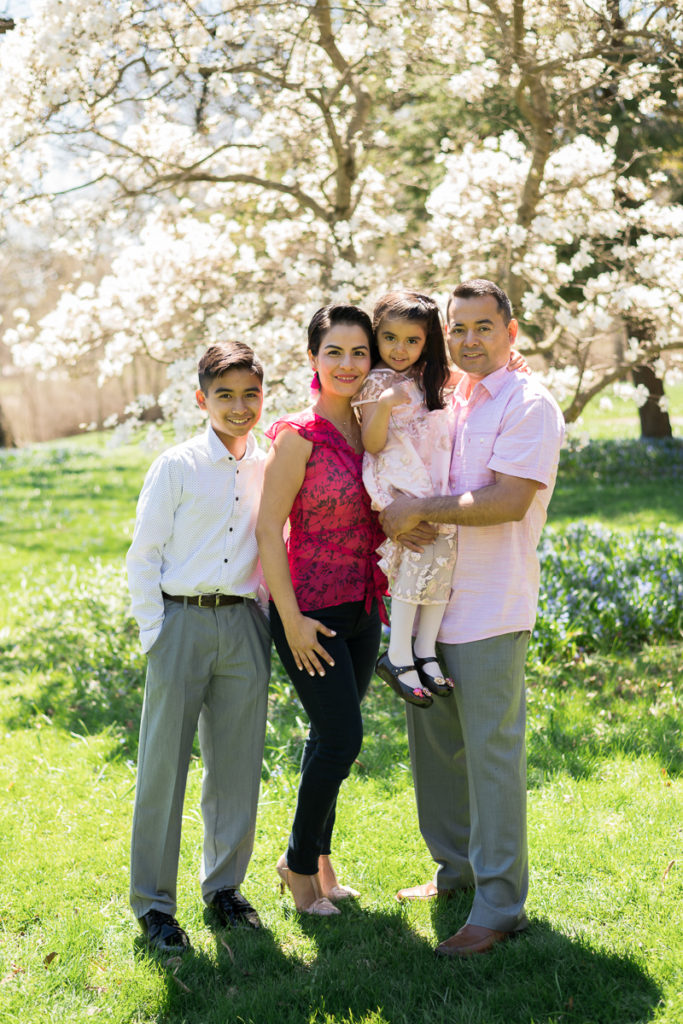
[
  {"xmin": 359, "ymin": 383, "xmax": 410, "ymax": 454},
  {"xmin": 255, "ymin": 429, "xmax": 336, "ymax": 677}
]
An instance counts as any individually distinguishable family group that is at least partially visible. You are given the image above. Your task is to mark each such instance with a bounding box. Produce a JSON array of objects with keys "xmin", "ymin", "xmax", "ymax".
[{"xmin": 125, "ymin": 278, "xmax": 565, "ymax": 960}]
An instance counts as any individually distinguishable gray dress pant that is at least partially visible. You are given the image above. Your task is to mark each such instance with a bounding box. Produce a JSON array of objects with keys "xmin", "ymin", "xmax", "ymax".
[
  {"xmin": 405, "ymin": 630, "xmax": 530, "ymax": 933},
  {"xmin": 130, "ymin": 598, "xmax": 270, "ymax": 919}
]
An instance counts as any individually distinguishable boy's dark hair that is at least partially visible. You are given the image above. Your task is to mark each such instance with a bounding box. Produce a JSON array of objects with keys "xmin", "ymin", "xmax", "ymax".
[
  {"xmin": 197, "ymin": 341, "xmax": 264, "ymax": 392},
  {"xmin": 307, "ymin": 304, "xmax": 377, "ymax": 362},
  {"xmin": 372, "ymin": 290, "xmax": 449, "ymax": 411},
  {"xmin": 447, "ymin": 279, "xmax": 513, "ymax": 326}
]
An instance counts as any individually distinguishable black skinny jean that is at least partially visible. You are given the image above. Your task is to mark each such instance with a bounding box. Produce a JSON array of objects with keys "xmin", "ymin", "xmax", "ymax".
[{"xmin": 270, "ymin": 599, "xmax": 381, "ymax": 875}]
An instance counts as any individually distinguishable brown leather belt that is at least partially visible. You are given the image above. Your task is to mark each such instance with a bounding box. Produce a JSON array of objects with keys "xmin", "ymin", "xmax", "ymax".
[{"xmin": 162, "ymin": 592, "xmax": 244, "ymax": 607}]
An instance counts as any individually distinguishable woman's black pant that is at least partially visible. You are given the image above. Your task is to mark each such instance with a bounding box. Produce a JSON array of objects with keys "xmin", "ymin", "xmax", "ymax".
[{"xmin": 270, "ymin": 599, "xmax": 381, "ymax": 875}]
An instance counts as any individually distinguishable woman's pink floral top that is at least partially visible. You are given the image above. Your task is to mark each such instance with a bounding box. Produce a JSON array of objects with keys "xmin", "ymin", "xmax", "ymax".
[{"xmin": 265, "ymin": 409, "xmax": 387, "ymax": 619}]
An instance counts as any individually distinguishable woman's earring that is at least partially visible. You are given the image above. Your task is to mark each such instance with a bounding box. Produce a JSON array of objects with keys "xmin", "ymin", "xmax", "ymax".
[{"xmin": 310, "ymin": 370, "xmax": 321, "ymax": 391}]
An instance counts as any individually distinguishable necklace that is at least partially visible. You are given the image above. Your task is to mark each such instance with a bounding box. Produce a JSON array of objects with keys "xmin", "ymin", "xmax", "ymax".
[
  {"xmin": 319, "ymin": 413, "xmax": 359, "ymax": 446},
  {"xmin": 330, "ymin": 418, "xmax": 358, "ymax": 444}
]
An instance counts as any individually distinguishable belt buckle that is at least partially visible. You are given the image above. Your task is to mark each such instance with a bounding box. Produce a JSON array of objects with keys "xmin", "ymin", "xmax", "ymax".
[{"xmin": 198, "ymin": 594, "xmax": 219, "ymax": 607}]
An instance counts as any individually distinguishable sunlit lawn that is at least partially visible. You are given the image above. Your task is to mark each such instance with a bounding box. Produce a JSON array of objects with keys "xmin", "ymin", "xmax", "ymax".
[{"xmin": 0, "ymin": 406, "xmax": 681, "ymax": 1023}]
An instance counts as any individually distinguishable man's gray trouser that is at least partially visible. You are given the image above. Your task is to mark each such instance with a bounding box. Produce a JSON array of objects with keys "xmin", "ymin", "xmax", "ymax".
[
  {"xmin": 130, "ymin": 598, "xmax": 270, "ymax": 919},
  {"xmin": 405, "ymin": 630, "xmax": 530, "ymax": 932}
]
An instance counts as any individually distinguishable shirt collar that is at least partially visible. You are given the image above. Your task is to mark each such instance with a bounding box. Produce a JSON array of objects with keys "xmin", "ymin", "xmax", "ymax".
[
  {"xmin": 206, "ymin": 424, "xmax": 258, "ymax": 464},
  {"xmin": 456, "ymin": 363, "xmax": 510, "ymax": 402}
]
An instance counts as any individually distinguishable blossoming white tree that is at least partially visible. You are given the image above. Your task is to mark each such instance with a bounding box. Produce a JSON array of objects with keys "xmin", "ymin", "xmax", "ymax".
[{"xmin": 1, "ymin": 0, "xmax": 681, "ymax": 438}]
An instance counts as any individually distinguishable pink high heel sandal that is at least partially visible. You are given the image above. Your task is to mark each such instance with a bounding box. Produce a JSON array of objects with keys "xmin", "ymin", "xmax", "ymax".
[{"xmin": 276, "ymin": 857, "xmax": 340, "ymax": 916}]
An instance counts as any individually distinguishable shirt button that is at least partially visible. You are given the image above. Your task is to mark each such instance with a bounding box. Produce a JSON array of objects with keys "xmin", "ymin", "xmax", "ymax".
[{"xmin": 224, "ymin": 558, "xmax": 228, "ymax": 563}]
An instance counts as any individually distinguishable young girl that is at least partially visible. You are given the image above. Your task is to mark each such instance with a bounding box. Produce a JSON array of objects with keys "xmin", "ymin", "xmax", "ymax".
[{"xmin": 351, "ymin": 290, "xmax": 457, "ymax": 708}]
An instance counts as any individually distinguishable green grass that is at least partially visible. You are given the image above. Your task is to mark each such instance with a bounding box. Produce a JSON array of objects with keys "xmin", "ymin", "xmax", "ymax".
[
  {"xmin": 574, "ymin": 380, "xmax": 683, "ymax": 441},
  {"xmin": 1, "ymin": 589, "xmax": 681, "ymax": 1024},
  {"xmin": 0, "ymin": 443, "xmax": 149, "ymax": 574},
  {"xmin": 0, "ymin": 433, "xmax": 681, "ymax": 1023}
]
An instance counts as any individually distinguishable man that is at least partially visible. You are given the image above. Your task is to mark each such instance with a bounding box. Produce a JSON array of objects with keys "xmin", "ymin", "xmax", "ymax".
[
  {"xmin": 381, "ymin": 279, "xmax": 564, "ymax": 957},
  {"xmin": 126, "ymin": 341, "xmax": 270, "ymax": 953}
]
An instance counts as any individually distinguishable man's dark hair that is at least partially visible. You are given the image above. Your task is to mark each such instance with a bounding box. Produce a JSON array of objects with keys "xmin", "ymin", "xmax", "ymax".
[
  {"xmin": 447, "ymin": 279, "xmax": 513, "ymax": 326},
  {"xmin": 197, "ymin": 341, "xmax": 264, "ymax": 392}
]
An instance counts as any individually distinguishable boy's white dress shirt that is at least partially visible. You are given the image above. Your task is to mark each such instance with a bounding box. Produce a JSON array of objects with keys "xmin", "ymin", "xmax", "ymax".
[{"xmin": 127, "ymin": 425, "xmax": 266, "ymax": 651}]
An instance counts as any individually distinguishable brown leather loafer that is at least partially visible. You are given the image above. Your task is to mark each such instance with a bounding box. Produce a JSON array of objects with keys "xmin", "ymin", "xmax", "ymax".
[
  {"xmin": 396, "ymin": 881, "xmax": 461, "ymax": 901},
  {"xmin": 435, "ymin": 924, "xmax": 511, "ymax": 957}
]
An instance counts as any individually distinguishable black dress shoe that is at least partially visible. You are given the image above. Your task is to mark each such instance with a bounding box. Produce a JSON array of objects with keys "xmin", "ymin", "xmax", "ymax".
[
  {"xmin": 139, "ymin": 909, "xmax": 190, "ymax": 954},
  {"xmin": 210, "ymin": 888, "xmax": 261, "ymax": 929},
  {"xmin": 375, "ymin": 651, "xmax": 433, "ymax": 707}
]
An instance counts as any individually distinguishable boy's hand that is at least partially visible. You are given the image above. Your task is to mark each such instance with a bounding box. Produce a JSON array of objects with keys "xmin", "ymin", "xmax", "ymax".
[
  {"xmin": 285, "ymin": 614, "xmax": 336, "ymax": 677},
  {"xmin": 380, "ymin": 383, "xmax": 411, "ymax": 409}
]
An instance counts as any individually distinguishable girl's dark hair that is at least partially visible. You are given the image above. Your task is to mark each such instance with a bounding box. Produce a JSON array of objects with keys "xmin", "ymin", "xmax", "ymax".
[
  {"xmin": 372, "ymin": 290, "xmax": 449, "ymax": 410},
  {"xmin": 307, "ymin": 304, "xmax": 377, "ymax": 361},
  {"xmin": 198, "ymin": 341, "xmax": 263, "ymax": 391}
]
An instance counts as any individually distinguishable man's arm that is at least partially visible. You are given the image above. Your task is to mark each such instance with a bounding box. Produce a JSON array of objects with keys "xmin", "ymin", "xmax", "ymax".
[{"xmin": 380, "ymin": 471, "xmax": 540, "ymax": 542}]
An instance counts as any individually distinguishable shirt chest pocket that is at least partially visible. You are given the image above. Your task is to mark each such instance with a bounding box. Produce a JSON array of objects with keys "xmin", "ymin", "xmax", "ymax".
[{"xmin": 455, "ymin": 430, "xmax": 498, "ymax": 490}]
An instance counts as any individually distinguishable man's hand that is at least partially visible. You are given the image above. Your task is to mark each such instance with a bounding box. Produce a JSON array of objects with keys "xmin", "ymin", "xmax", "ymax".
[
  {"xmin": 380, "ymin": 495, "xmax": 429, "ymax": 541},
  {"xmin": 396, "ymin": 522, "xmax": 438, "ymax": 553}
]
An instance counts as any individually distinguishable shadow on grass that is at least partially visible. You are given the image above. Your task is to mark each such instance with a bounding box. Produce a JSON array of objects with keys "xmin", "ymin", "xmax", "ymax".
[
  {"xmin": 528, "ymin": 709, "xmax": 682, "ymax": 783},
  {"xmin": 551, "ymin": 438, "xmax": 683, "ymax": 528},
  {"xmin": 549, "ymin": 478, "xmax": 683, "ymax": 527},
  {"xmin": 141, "ymin": 901, "xmax": 661, "ymax": 1024}
]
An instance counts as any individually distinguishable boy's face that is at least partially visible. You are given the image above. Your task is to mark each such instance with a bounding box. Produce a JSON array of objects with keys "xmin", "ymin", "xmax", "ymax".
[{"xmin": 196, "ymin": 368, "xmax": 264, "ymax": 455}]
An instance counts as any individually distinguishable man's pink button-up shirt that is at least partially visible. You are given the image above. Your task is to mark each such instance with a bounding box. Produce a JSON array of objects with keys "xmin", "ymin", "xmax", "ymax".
[{"xmin": 438, "ymin": 366, "xmax": 565, "ymax": 645}]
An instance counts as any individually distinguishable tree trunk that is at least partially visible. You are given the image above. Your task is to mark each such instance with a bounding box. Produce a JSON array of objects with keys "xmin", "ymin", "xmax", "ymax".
[
  {"xmin": 0, "ymin": 403, "xmax": 15, "ymax": 447},
  {"xmin": 632, "ymin": 363, "xmax": 672, "ymax": 438}
]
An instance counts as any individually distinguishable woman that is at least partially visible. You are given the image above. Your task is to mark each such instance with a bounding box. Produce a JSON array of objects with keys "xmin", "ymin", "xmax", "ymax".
[{"xmin": 256, "ymin": 304, "xmax": 387, "ymax": 916}]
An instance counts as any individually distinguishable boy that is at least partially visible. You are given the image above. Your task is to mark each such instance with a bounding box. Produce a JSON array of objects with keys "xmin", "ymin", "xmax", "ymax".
[{"xmin": 126, "ymin": 341, "xmax": 270, "ymax": 953}]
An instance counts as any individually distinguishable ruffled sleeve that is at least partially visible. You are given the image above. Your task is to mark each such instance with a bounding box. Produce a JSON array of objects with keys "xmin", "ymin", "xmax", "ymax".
[
  {"xmin": 351, "ymin": 369, "xmax": 394, "ymax": 407},
  {"xmin": 265, "ymin": 409, "xmax": 317, "ymax": 444},
  {"xmin": 266, "ymin": 410, "xmax": 359, "ymax": 453}
]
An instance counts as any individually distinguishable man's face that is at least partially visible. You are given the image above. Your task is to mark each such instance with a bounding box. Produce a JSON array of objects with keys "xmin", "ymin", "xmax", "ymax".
[
  {"xmin": 446, "ymin": 294, "xmax": 518, "ymax": 382},
  {"xmin": 196, "ymin": 368, "xmax": 263, "ymax": 453}
]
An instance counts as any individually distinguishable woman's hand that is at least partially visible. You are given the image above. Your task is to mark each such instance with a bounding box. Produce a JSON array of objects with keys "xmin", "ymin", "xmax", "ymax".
[{"xmin": 284, "ymin": 613, "xmax": 337, "ymax": 677}]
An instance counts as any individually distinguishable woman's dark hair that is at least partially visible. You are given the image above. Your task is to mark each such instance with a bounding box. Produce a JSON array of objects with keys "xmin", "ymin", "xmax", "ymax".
[
  {"xmin": 198, "ymin": 341, "xmax": 264, "ymax": 392},
  {"xmin": 372, "ymin": 290, "xmax": 449, "ymax": 411},
  {"xmin": 307, "ymin": 304, "xmax": 377, "ymax": 361}
]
